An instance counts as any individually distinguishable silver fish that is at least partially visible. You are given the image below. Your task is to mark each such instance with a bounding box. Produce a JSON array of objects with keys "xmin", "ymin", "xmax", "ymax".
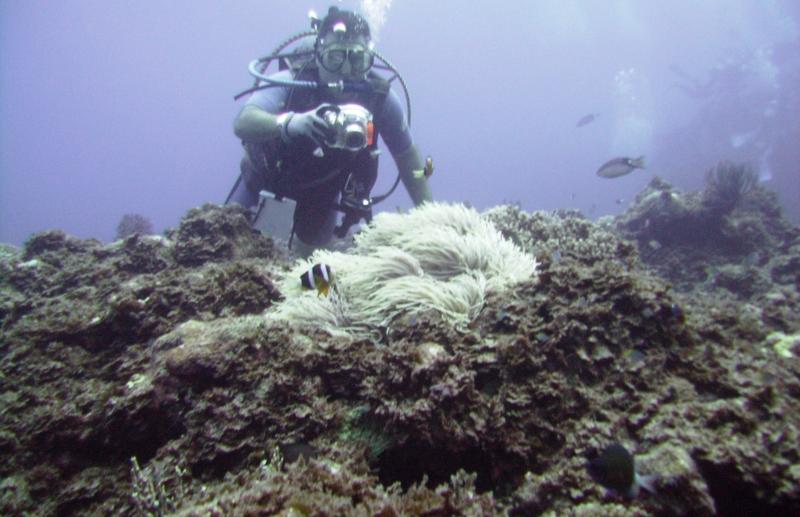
[{"xmin": 596, "ymin": 156, "xmax": 646, "ymax": 178}]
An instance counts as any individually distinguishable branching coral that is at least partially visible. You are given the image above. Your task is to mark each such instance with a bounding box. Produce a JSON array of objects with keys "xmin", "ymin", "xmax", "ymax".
[{"xmin": 266, "ymin": 202, "xmax": 538, "ymax": 337}]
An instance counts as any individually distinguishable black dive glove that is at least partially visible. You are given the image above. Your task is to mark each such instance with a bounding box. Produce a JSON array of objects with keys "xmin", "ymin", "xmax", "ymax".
[{"xmin": 280, "ymin": 104, "xmax": 335, "ymax": 147}]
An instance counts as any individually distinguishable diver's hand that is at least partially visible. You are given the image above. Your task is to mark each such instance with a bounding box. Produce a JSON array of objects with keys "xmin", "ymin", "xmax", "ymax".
[{"xmin": 284, "ymin": 106, "xmax": 334, "ymax": 146}]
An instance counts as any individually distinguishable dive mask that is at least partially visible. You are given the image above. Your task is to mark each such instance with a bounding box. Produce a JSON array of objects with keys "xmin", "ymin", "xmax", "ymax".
[{"xmin": 318, "ymin": 44, "xmax": 374, "ymax": 74}]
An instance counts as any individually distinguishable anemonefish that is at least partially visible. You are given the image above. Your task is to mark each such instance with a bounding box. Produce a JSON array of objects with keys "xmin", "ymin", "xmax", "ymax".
[{"xmin": 300, "ymin": 263, "xmax": 336, "ymax": 297}]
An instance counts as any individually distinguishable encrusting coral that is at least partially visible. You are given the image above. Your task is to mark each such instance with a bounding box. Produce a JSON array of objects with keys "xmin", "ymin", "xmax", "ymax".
[
  {"xmin": 267, "ymin": 202, "xmax": 538, "ymax": 336},
  {"xmin": 484, "ymin": 205, "xmax": 639, "ymax": 268}
]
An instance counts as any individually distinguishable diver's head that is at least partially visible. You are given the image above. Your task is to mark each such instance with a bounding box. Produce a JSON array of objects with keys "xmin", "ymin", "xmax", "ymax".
[{"xmin": 315, "ymin": 6, "xmax": 374, "ymax": 83}]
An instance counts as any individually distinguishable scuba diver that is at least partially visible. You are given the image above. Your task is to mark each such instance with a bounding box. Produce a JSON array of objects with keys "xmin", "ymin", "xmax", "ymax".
[{"xmin": 226, "ymin": 6, "xmax": 433, "ymax": 256}]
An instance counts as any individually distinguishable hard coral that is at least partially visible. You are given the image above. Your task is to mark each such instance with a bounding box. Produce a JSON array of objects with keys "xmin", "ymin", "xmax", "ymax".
[
  {"xmin": 167, "ymin": 203, "xmax": 275, "ymax": 266},
  {"xmin": 484, "ymin": 204, "xmax": 638, "ymax": 268},
  {"xmin": 173, "ymin": 451, "xmax": 499, "ymax": 515},
  {"xmin": 4, "ymin": 198, "xmax": 800, "ymax": 515}
]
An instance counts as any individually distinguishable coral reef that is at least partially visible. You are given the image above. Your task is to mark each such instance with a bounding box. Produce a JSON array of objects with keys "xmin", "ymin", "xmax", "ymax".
[
  {"xmin": 484, "ymin": 205, "xmax": 638, "ymax": 269},
  {"xmin": 614, "ymin": 174, "xmax": 800, "ymax": 331},
  {"xmin": 1, "ymin": 196, "xmax": 799, "ymax": 515}
]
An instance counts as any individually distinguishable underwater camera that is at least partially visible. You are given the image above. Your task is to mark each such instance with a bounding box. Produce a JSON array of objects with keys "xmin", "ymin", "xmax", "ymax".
[{"xmin": 318, "ymin": 104, "xmax": 374, "ymax": 152}]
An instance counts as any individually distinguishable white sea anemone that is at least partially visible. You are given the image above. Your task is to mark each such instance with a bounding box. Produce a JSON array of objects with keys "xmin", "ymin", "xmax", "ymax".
[{"xmin": 267, "ymin": 202, "xmax": 538, "ymax": 338}]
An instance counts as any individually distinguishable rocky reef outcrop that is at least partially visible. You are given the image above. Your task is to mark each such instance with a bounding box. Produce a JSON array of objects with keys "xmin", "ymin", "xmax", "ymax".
[
  {"xmin": 614, "ymin": 163, "xmax": 800, "ymax": 333},
  {"xmin": 1, "ymin": 194, "xmax": 798, "ymax": 515}
]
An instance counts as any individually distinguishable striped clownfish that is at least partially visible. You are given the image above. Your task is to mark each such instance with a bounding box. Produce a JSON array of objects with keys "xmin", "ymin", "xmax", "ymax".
[{"xmin": 300, "ymin": 263, "xmax": 336, "ymax": 297}]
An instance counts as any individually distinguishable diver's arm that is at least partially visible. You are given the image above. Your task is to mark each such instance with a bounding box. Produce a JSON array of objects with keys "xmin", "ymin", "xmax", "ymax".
[
  {"xmin": 393, "ymin": 143, "xmax": 432, "ymax": 206},
  {"xmin": 379, "ymin": 90, "xmax": 432, "ymax": 206},
  {"xmin": 233, "ymin": 104, "xmax": 282, "ymax": 143},
  {"xmin": 233, "ymin": 74, "xmax": 291, "ymax": 143},
  {"xmin": 234, "ymin": 103, "xmax": 332, "ymax": 146}
]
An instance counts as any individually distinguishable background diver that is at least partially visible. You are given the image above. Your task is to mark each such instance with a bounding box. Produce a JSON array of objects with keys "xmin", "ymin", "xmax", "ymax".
[{"xmin": 226, "ymin": 6, "xmax": 433, "ymax": 257}]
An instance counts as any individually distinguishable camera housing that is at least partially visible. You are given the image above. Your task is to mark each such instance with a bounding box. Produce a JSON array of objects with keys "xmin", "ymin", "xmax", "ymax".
[{"xmin": 319, "ymin": 104, "xmax": 374, "ymax": 152}]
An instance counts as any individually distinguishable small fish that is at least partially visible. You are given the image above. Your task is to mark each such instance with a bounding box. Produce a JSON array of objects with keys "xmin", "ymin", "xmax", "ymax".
[
  {"xmin": 615, "ymin": 198, "xmax": 625, "ymax": 205},
  {"xmin": 577, "ymin": 113, "xmax": 600, "ymax": 127},
  {"xmin": 596, "ymin": 156, "xmax": 646, "ymax": 178},
  {"xmin": 413, "ymin": 155, "xmax": 434, "ymax": 179},
  {"xmin": 300, "ymin": 263, "xmax": 336, "ymax": 296},
  {"xmin": 586, "ymin": 443, "xmax": 657, "ymax": 498}
]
